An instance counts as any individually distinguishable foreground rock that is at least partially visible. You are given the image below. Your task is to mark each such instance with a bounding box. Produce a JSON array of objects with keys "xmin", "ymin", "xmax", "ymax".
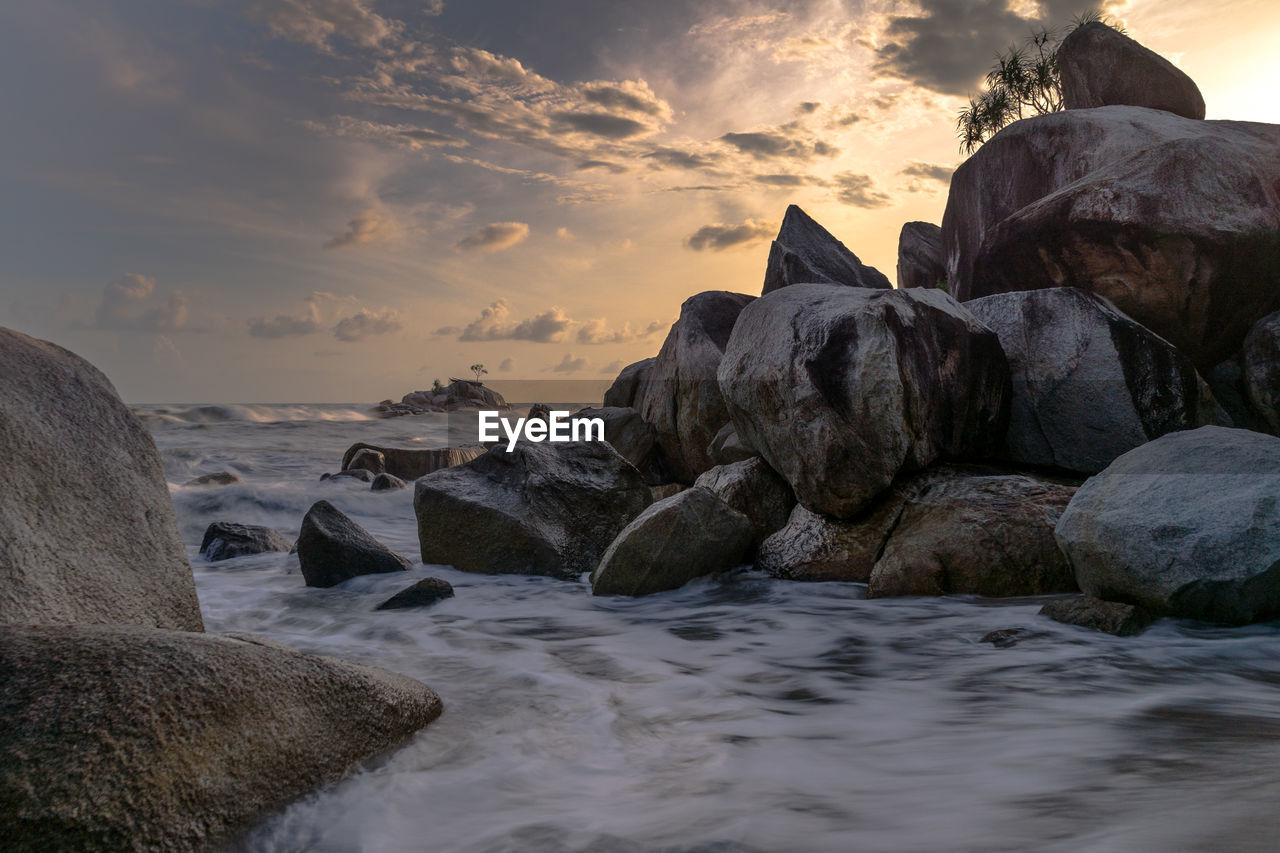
[
  {"xmin": 693, "ymin": 458, "xmax": 795, "ymax": 543},
  {"xmin": 1058, "ymin": 21, "xmax": 1205, "ymax": 119},
  {"xmin": 297, "ymin": 500, "xmax": 411, "ymax": 587},
  {"xmin": 0, "ymin": 327, "xmax": 203, "ymax": 630},
  {"xmin": 945, "ymin": 106, "xmax": 1280, "ymax": 367},
  {"xmin": 756, "ymin": 503, "xmax": 898, "ymax": 583},
  {"xmin": 1039, "ymin": 596, "xmax": 1156, "ymax": 636},
  {"xmin": 635, "ymin": 290, "xmax": 755, "ymax": 482},
  {"xmin": 183, "ymin": 471, "xmax": 243, "ymax": 487},
  {"xmin": 720, "ymin": 285, "xmax": 1009, "ymax": 518},
  {"xmin": 376, "ymin": 577, "xmax": 455, "ymax": 610},
  {"xmin": 0, "ymin": 625, "xmax": 441, "ymax": 852},
  {"xmin": 762, "ymin": 204, "xmax": 891, "ymax": 294},
  {"xmin": 603, "ymin": 357, "xmax": 656, "ymax": 409},
  {"xmin": 591, "ymin": 487, "xmax": 753, "ymax": 596},
  {"xmin": 341, "ymin": 442, "xmax": 485, "ymax": 480},
  {"xmin": 199, "ymin": 522, "xmax": 292, "ymax": 562},
  {"xmin": 416, "ymin": 441, "xmax": 651, "ymax": 579},
  {"xmin": 967, "ymin": 288, "xmax": 1223, "ymax": 472},
  {"xmin": 1244, "ymin": 309, "xmax": 1280, "ymax": 434},
  {"xmin": 1055, "ymin": 426, "xmax": 1280, "ymax": 624},
  {"xmin": 896, "ymin": 221, "xmax": 946, "ymax": 290}
]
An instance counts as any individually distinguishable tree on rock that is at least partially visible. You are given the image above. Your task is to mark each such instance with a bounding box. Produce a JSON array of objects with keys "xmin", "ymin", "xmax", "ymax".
[{"xmin": 470, "ymin": 363, "xmax": 487, "ymax": 382}]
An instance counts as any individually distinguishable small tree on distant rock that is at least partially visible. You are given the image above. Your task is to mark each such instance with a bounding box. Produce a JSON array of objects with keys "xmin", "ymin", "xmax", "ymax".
[
  {"xmin": 957, "ymin": 10, "xmax": 1121, "ymax": 154},
  {"xmin": 432, "ymin": 378, "xmax": 444, "ymax": 393},
  {"xmin": 470, "ymin": 363, "xmax": 487, "ymax": 383}
]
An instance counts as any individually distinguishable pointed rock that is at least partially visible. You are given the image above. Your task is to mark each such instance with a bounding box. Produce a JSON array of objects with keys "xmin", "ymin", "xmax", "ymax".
[
  {"xmin": 896, "ymin": 221, "xmax": 946, "ymax": 290},
  {"xmin": 761, "ymin": 205, "xmax": 890, "ymax": 295},
  {"xmin": 297, "ymin": 500, "xmax": 410, "ymax": 588}
]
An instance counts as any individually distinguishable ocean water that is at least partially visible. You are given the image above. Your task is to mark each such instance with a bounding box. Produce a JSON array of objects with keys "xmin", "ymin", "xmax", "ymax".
[{"xmin": 143, "ymin": 403, "xmax": 1280, "ymax": 853}]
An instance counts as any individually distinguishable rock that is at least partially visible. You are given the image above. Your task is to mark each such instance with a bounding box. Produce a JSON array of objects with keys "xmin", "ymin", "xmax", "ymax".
[
  {"xmin": 1039, "ymin": 596, "xmax": 1156, "ymax": 636},
  {"xmin": 347, "ymin": 448, "xmax": 386, "ymax": 475},
  {"xmin": 0, "ymin": 624, "xmax": 440, "ymax": 852},
  {"xmin": 603, "ymin": 357, "xmax": 656, "ymax": 409},
  {"xmin": 341, "ymin": 443, "xmax": 485, "ymax": 480},
  {"xmin": 183, "ymin": 471, "xmax": 243, "ymax": 487},
  {"xmin": 1244, "ymin": 310, "xmax": 1280, "ymax": 433},
  {"xmin": 896, "ymin": 221, "xmax": 946, "ymax": 290},
  {"xmin": 634, "ymin": 291, "xmax": 756, "ymax": 483},
  {"xmin": 980, "ymin": 628, "xmax": 1040, "ymax": 648},
  {"xmin": 329, "ymin": 467, "xmax": 374, "ymax": 483},
  {"xmin": 199, "ymin": 522, "xmax": 292, "ymax": 562},
  {"xmin": 415, "ymin": 441, "xmax": 651, "ymax": 579},
  {"xmin": 1207, "ymin": 358, "xmax": 1269, "ymax": 433},
  {"xmin": 403, "ymin": 379, "xmax": 509, "ymax": 412},
  {"xmin": 590, "ymin": 487, "xmax": 754, "ymax": 596},
  {"xmin": 1059, "ymin": 21, "xmax": 1205, "ymax": 119},
  {"xmin": 297, "ymin": 500, "xmax": 411, "ymax": 588},
  {"xmin": 650, "ymin": 483, "xmax": 685, "ymax": 501},
  {"xmin": 966, "ymin": 288, "xmax": 1224, "ymax": 472},
  {"xmin": 375, "ymin": 577, "xmax": 455, "ymax": 610},
  {"xmin": 945, "ymin": 107, "xmax": 1280, "ymax": 368},
  {"xmin": 371, "ymin": 472, "xmax": 407, "ymax": 491},
  {"xmin": 0, "ymin": 327, "xmax": 203, "ymax": 631},
  {"xmin": 761, "ymin": 205, "xmax": 891, "ymax": 295},
  {"xmin": 1054, "ymin": 426, "xmax": 1280, "ymax": 624},
  {"xmin": 706, "ymin": 421, "xmax": 757, "ymax": 465},
  {"xmin": 756, "ymin": 502, "xmax": 898, "ymax": 582},
  {"xmin": 571, "ymin": 406, "xmax": 663, "ymax": 482},
  {"xmin": 867, "ymin": 472, "xmax": 1077, "ymax": 598},
  {"xmin": 719, "ymin": 284, "xmax": 1010, "ymax": 518},
  {"xmin": 526, "ymin": 403, "xmax": 552, "ymax": 423},
  {"xmin": 694, "ymin": 458, "xmax": 795, "ymax": 543}
]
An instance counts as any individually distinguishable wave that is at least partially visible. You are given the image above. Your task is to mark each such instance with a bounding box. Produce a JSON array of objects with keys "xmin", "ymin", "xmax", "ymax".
[{"xmin": 134, "ymin": 404, "xmax": 375, "ymax": 426}]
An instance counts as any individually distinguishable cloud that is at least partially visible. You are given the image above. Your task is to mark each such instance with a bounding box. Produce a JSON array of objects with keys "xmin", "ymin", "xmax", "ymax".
[
  {"xmin": 551, "ymin": 111, "xmax": 650, "ymax": 139},
  {"xmin": 575, "ymin": 318, "xmax": 667, "ymax": 345},
  {"xmin": 323, "ymin": 209, "xmax": 400, "ymax": 250},
  {"xmin": 579, "ymin": 80, "xmax": 670, "ymax": 118},
  {"xmin": 433, "ymin": 325, "xmax": 461, "ymax": 335},
  {"xmin": 247, "ymin": 313, "xmax": 320, "ymax": 338},
  {"xmin": 398, "ymin": 128, "xmax": 467, "ymax": 148},
  {"xmin": 499, "ymin": 357, "xmax": 514, "ymax": 372},
  {"xmin": 333, "ymin": 308, "xmax": 403, "ymax": 341},
  {"xmin": 642, "ymin": 147, "xmax": 721, "ymax": 171},
  {"xmin": 685, "ymin": 219, "xmax": 774, "ymax": 252},
  {"xmin": 830, "ymin": 172, "xmax": 893, "ymax": 209},
  {"xmin": 89, "ymin": 273, "xmax": 189, "ymax": 331},
  {"xmin": 901, "ymin": 161, "xmax": 954, "ymax": 183},
  {"xmin": 555, "ymin": 227, "xmax": 574, "ymax": 240},
  {"xmin": 246, "ymin": 0, "xmax": 400, "ymax": 52},
  {"xmin": 459, "ymin": 299, "xmax": 571, "ymax": 342},
  {"xmin": 754, "ymin": 173, "xmax": 808, "ymax": 186},
  {"xmin": 455, "ymin": 221, "xmax": 530, "ymax": 252},
  {"xmin": 552, "ymin": 353, "xmax": 590, "ymax": 374}
]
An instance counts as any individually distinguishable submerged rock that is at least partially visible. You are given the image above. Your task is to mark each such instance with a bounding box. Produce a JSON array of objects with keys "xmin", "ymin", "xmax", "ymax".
[
  {"xmin": 896, "ymin": 221, "xmax": 946, "ymax": 290},
  {"xmin": 0, "ymin": 625, "xmax": 441, "ymax": 852},
  {"xmin": 719, "ymin": 284, "xmax": 1009, "ymax": 518},
  {"xmin": 761, "ymin": 204, "xmax": 891, "ymax": 295},
  {"xmin": 966, "ymin": 287, "xmax": 1223, "ymax": 472},
  {"xmin": 1058, "ymin": 21, "xmax": 1205, "ymax": 119},
  {"xmin": 376, "ymin": 577, "xmax": 455, "ymax": 610},
  {"xmin": 0, "ymin": 327, "xmax": 202, "ymax": 630},
  {"xmin": 635, "ymin": 290, "xmax": 756, "ymax": 483},
  {"xmin": 1039, "ymin": 596, "xmax": 1156, "ymax": 636},
  {"xmin": 603, "ymin": 357, "xmax": 655, "ymax": 409},
  {"xmin": 328, "ymin": 468, "xmax": 375, "ymax": 483},
  {"xmin": 1055, "ymin": 426, "xmax": 1280, "ymax": 624},
  {"xmin": 183, "ymin": 471, "xmax": 243, "ymax": 487},
  {"xmin": 297, "ymin": 500, "xmax": 411, "ymax": 587},
  {"xmin": 199, "ymin": 522, "xmax": 292, "ymax": 562},
  {"xmin": 590, "ymin": 487, "xmax": 754, "ymax": 596},
  {"xmin": 693, "ymin": 457, "xmax": 795, "ymax": 544},
  {"xmin": 341, "ymin": 442, "xmax": 485, "ymax": 480},
  {"xmin": 371, "ymin": 472, "xmax": 408, "ymax": 491},
  {"xmin": 415, "ymin": 441, "xmax": 651, "ymax": 579}
]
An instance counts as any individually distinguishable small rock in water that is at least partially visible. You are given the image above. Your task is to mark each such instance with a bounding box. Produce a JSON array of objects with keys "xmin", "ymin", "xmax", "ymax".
[
  {"xmin": 328, "ymin": 468, "xmax": 374, "ymax": 483},
  {"xmin": 184, "ymin": 471, "xmax": 243, "ymax": 487},
  {"xmin": 375, "ymin": 577, "xmax": 455, "ymax": 610},
  {"xmin": 347, "ymin": 448, "xmax": 386, "ymax": 475},
  {"xmin": 370, "ymin": 472, "xmax": 407, "ymax": 491},
  {"xmin": 297, "ymin": 500, "xmax": 411, "ymax": 588},
  {"xmin": 199, "ymin": 522, "xmax": 292, "ymax": 562},
  {"xmin": 1040, "ymin": 596, "xmax": 1156, "ymax": 637},
  {"xmin": 981, "ymin": 628, "xmax": 1037, "ymax": 648}
]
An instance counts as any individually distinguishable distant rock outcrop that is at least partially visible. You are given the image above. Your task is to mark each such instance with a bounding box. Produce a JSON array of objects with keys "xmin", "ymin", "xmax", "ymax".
[
  {"xmin": 372, "ymin": 379, "xmax": 510, "ymax": 417},
  {"xmin": 1059, "ymin": 21, "xmax": 1205, "ymax": 119},
  {"xmin": 762, "ymin": 205, "xmax": 891, "ymax": 295},
  {"xmin": 895, "ymin": 221, "xmax": 946, "ymax": 290}
]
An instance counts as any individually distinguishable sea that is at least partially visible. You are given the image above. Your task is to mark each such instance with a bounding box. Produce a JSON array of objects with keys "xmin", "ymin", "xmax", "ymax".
[{"xmin": 138, "ymin": 402, "xmax": 1280, "ymax": 853}]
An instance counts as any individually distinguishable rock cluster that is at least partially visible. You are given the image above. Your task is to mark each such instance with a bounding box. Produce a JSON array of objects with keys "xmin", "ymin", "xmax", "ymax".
[{"xmin": 371, "ymin": 378, "xmax": 511, "ymax": 417}]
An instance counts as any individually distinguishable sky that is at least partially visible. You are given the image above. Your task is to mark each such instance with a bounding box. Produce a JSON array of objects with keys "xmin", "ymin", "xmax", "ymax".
[{"xmin": 2, "ymin": 0, "xmax": 1278, "ymax": 402}]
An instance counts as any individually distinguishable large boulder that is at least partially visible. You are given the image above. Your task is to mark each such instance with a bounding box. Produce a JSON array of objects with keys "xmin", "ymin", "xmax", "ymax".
[
  {"xmin": 1058, "ymin": 21, "xmax": 1205, "ymax": 119},
  {"xmin": 297, "ymin": 500, "xmax": 411, "ymax": 587},
  {"xmin": 693, "ymin": 457, "xmax": 795, "ymax": 543},
  {"xmin": 634, "ymin": 291, "xmax": 755, "ymax": 483},
  {"xmin": 341, "ymin": 442, "xmax": 485, "ymax": 480},
  {"xmin": 705, "ymin": 421, "xmax": 757, "ymax": 465},
  {"xmin": 966, "ymin": 287, "xmax": 1224, "ymax": 472},
  {"xmin": 415, "ymin": 441, "xmax": 651, "ymax": 579},
  {"xmin": 896, "ymin": 221, "xmax": 946, "ymax": 290},
  {"xmin": 1244, "ymin": 309, "xmax": 1280, "ymax": 433},
  {"xmin": 0, "ymin": 625, "xmax": 441, "ymax": 852},
  {"xmin": 761, "ymin": 205, "xmax": 891, "ymax": 295},
  {"xmin": 756, "ymin": 502, "xmax": 900, "ymax": 583},
  {"xmin": 571, "ymin": 406, "xmax": 663, "ymax": 483},
  {"xmin": 719, "ymin": 284, "xmax": 1010, "ymax": 518},
  {"xmin": 1055, "ymin": 426, "xmax": 1280, "ymax": 624},
  {"xmin": 944, "ymin": 107, "xmax": 1280, "ymax": 368},
  {"xmin": 0, "ymin": 327, "xmax": 203, "ymax": 631},
  {"xmin": 603, "ymin": 357, "xmax": 656, "ymax": 409},
  {"xmin": 590, "ymin": 487, "xmax": 754, "ymax": 596},
  {"xmin": 199, "ymin": 522, "xmax": 292, "ymax": 562}
]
